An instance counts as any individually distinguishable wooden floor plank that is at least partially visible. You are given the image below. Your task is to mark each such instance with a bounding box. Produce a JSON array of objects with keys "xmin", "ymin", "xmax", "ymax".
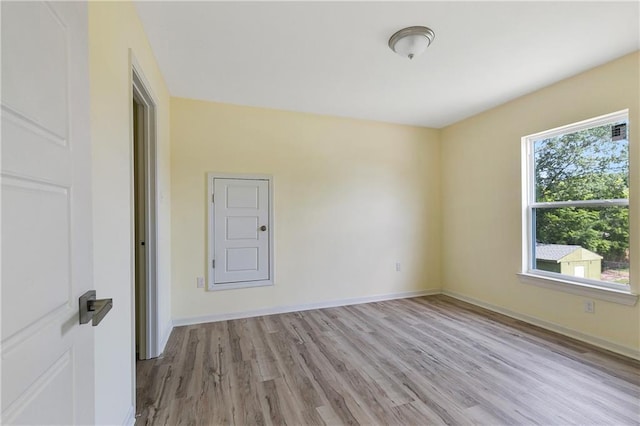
[{"xmin": 136, "ymin": 295, "xmax": 640, "ymax": 425}]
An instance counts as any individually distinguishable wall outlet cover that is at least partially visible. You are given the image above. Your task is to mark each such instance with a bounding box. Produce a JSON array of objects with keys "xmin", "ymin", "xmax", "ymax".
[{"xmin": 584, "ymin": 300, "xmax": 595, "ymax": 313}]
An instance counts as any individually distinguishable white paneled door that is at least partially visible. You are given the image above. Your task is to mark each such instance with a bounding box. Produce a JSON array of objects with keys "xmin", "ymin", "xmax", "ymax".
[
  {"xmin": 1, "ymin": 2, "xmax": 95, "ymax": 424},
  {"xmin": 213, "ymin": 178, "xmax": 270, "ymax": 285}
]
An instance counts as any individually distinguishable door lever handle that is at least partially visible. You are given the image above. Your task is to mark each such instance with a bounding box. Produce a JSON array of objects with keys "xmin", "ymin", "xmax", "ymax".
[{"xmin": 79, "ymin": 290, "xmax": 113, "ymax": 326}]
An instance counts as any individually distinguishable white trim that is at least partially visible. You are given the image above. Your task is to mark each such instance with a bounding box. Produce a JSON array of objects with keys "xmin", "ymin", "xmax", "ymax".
[
  {"xmin": 158, "ymin": 320, "xmax": 174, "ymax": 356},
  {"xmin": 521, "ymin": 267, "xmax": 630, "ymax": 293},
  {"xmin": 531, "ymin": 199, "xmax": 629, "ymax": 208},
  {"xmin": 168, "ymin": 287, "xmax": 638, "ymax": 361},
  {"xmin": 442, "ymin": 290, "xmax": 640, "ymax": 361},
  {"xmin": 521, "ymin": 133, "xmax": 531, "ymax": 274},
  {"xmin": 207, "ymin": 280, "xmax": 274, "ymax": 292},
  {"xmin": 521, "ymin": 109, "xmax": 633, "ymax": 292},
  {"xmin": 172, "ymin": 289, "xmax": 439, "ymax": 327},
  {"xmin": 127, "ymin": 51, "xmax": 161, "ymax": 426},
  {"xmin": 122, "ymin": 406, "xmax": 135, "ymax": 426},
  {"xmin": 525, "ymin": 109, "xmax": 629, "ymax": 141},
  {"xmin": 518, "ymin": 273, "xmax": 637, "ymax": 305},
  {"xmin": 207, "ymin": 173, "xmax": 275, "ymax": 291},
  {"xmin": 131, "ymin": 53, "xmax": 161, "ymax": 359}
]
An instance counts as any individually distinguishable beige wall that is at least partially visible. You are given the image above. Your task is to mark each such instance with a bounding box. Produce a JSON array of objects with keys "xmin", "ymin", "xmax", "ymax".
[
  {"xmin": 89, "ymin": 2, "xmax": 171, "ymax": 423},
  {"xmin": 441, "ymin": 52, "xmax": 640, "ymax": 356},
  {"xmin": 82, "ymin": 1, "xmax": 639, "ymax": 419},
  {"xmin": 171, "ymin": 98, "xmax": 441, "ymax": 321}
]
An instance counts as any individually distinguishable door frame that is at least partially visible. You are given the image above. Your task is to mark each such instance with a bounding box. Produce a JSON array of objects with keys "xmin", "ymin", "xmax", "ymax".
[
  {"xmin": 130, "ymin": 53, "xmax": 159, "ymax": 360},
  {"xmin": 207, "ymin": 173, "xmax": 275, "ymax": 291}
]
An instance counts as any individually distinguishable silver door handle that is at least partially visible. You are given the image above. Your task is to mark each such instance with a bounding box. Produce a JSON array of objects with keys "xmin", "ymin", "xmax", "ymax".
[{"xmin": 79, "ymin": 290, "xmax": 113, "ymax": 326}]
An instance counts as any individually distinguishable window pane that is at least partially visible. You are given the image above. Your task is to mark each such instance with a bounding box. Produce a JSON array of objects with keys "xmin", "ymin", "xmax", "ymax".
[
  {"xmin": 534, "ymin": 120, "xmax": 629, "ymax": 203},
  {"xmin": 533, "ymin": 206, "xmax": 629, "ymax": 285}
]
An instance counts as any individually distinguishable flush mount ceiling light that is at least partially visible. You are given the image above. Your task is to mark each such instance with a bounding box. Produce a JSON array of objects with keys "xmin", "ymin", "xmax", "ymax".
[{"xmin": 388, "ymin": 26, "xmax": 435, "ymax": 60}]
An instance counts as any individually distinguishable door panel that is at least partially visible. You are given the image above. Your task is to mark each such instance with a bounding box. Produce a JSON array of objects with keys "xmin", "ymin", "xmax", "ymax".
[
  {"xmin": 1, "ymin": 2, "xmax": 68, "ymax": 139},
  {"xmin": 227, "ymin": 216, "xmax": 259, "ymax": 240},
  {"xmin": 227, "ymin": 247, "xmax": 259, "ymax": 271},
  {"xmin": 226, "ymin": 185, "xmax": 259, "ymax": 208},
  {"xmin": 214, "ymin": 179, "xmax": 270, "ymax": 284},
  {"xmin": 2, "ymin": 178, "xmax": 71, "ymax": 339},
  {"xmin": 1, "ymin": 2, "xmax": 94, "ymax": 424}
]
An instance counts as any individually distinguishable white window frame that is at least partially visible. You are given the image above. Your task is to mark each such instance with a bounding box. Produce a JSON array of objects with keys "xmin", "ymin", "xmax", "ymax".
[
  {"xmin": 519, "ymin": 110, "xmax": 637, "ymax": 305},
  {"xmin": 207, "ymin": 173, "xmax": 275, "ymax": 291}
]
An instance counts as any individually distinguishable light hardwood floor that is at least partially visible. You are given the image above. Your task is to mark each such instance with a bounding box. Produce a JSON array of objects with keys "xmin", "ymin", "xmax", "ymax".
[{"xmin": 135, "ymin": 295, "xmax": 640, "ymax": 425}]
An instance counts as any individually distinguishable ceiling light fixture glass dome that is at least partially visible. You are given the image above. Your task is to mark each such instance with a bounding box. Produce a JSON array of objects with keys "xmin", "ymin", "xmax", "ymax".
[{"xmin": 388, "ymin": 26, "xmax": 435, "ymax": 60}]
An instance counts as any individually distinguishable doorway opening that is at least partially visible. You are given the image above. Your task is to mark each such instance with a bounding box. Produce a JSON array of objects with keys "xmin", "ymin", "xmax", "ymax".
[{"xmin": 132, "ymin": 66, "xmax": 158, "ymax": 360}]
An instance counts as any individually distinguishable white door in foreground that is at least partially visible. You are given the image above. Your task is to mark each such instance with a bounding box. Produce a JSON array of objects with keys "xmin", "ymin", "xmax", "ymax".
[
  {"xmin": 213, "ymin": 178, "xmax": 271, "ymax": 286},
  {"xmin": 1, "ymin": 2, "xmax": 95, "ymax": 424}
]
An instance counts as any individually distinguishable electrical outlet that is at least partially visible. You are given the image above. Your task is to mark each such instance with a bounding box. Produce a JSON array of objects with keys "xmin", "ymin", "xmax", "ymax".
[
  {"xmin": 584, "ymin": 300, "xmax": 595, "ymax": 313},
  {"xmin": 196, "ymin": 276, "xmax": 205, "ymax": 289},
  {"xmin": 395, "ymin": 262, "xmax": 401, "ymax": 272}
]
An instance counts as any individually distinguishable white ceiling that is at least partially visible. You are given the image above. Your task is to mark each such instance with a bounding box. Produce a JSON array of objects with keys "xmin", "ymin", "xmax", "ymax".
[{"xmin": 135, "ymin": 1, "xmax": 640, "ymax": 128}]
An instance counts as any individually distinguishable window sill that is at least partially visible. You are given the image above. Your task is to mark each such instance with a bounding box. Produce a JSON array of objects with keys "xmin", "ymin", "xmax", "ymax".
[{"xmin": 517, "ymin": 273, "xmax": 638, "ymax": 306}]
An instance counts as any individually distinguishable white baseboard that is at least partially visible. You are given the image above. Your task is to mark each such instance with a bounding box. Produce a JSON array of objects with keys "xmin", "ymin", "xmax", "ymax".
[
  {"xmin": 122, "ymin": 405, "xmax": 135, "ymax": 426},
  {"xmin": 169, "ymin": 287, "xmax": 638, "ymax": 361},
  {"xmin": 172, "ymin": 289, "xmax": 440, "ymax": 327},
  {"xmin": 158, "ymin": 319, "xmax": 173, "ymax": 356},
  {"xmin": 441, "ymin": 290, "xmax": 640, "ymax": 361}
]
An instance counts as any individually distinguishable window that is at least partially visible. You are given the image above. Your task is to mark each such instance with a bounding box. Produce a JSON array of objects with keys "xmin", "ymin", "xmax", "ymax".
[{"xmin": 522, "ymin": 110, "xmax": 631, "ymax": 294}]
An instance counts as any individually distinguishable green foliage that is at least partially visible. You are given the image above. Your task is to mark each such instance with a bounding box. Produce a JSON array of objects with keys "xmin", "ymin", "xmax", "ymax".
[
  {"xmin": 534, "ymin": 123, "xmax": 629, "ymax": 262},
  {"xmin": 535, "ymin": 207, "xmax": 629, "ymax": 261}
]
